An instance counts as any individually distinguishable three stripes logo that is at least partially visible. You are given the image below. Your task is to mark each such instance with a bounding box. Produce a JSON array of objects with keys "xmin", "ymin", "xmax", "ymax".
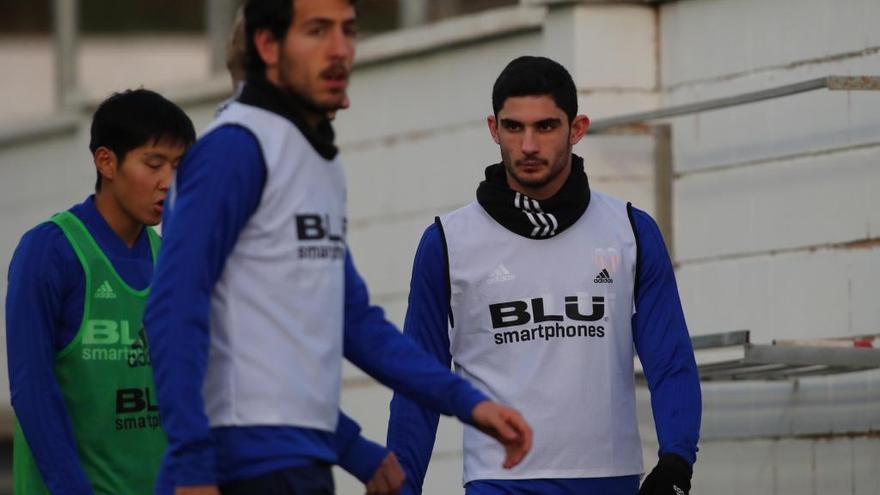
[
  {"xmin": 514, "ymin": 192, "xmax": 558, "ymax": 238},
  {"xmin": 94, "ymin": 280, "xmax": 117, "ymax": 299},
  {"xmin": 487, "ymin": 264, "xmax": 516, "ymax": 284},
  {"xmin": 593, "ymin": 269, "xmax": 613, "ymax": 284}
]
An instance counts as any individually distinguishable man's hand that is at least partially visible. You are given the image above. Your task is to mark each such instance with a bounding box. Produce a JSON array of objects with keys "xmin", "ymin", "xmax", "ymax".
[
  {"xmin": 639, "ymin": 453, "xmax": 692, "ymax": 495},
  {"xmin": 365, "ymin": 452, "xmax": 405, "ymax": 495},
  {"xmin": 176, "ymin": 486, "xmax": 220, "ymax": 495},
  {"xmin": 471, "ymin": 401, "xmax": 532, "ymax": 469}
]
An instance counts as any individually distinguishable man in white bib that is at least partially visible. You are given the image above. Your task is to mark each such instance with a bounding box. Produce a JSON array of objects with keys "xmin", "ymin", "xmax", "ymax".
[
  {"xmin": 387, "ymin": 56, "xmax": 701, "ymax": 495},
  {"xmin": 144, "ymin": 1, "xmax": 532, "ymax": 494}
]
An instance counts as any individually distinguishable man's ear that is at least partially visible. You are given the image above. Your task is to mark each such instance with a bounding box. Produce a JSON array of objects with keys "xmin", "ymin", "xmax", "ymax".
[
  {"xmin": 569, "ymin": 114, "xmax": 590, "ymax": 145},
  {"xmin": 253, "ymin": 28, "xmax": 280, "ymax": 68},
  {"xmin": 94, "ymin": 147, "xmax": 118, "ymax": 185},
  {"xmin": 487, "ymin": 115, "xmax": 501, "ymax": 145}
]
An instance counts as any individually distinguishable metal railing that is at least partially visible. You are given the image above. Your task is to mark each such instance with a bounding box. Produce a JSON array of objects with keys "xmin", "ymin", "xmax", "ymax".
[{"xmin": 589, "ymin": 76, "xmax": 880, "ymax": 134}]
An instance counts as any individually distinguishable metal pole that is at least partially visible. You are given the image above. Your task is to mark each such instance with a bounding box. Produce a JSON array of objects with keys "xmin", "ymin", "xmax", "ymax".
[
  {"xmin": 400, "ymin": 0, "xmax": 430, "ymax": 28},
  {"xmin": 652, "ymin": 124, "xmax": 674, "ymax": 256},
  {"xmin": 53, "ymin": 0, "xmax": 79, "ymax": 110},
  {"xmin": 206, "ymin": 0, "xmax": 238, "ymax": 74},
  {"xmin": 589, "ymin": 76, "xmax": 880, "ymax": 134}
]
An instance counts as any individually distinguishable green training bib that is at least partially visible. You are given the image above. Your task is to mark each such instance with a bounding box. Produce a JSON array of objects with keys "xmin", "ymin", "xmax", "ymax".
[{"xmin": 13, "ymin": 211, "xmax": 165, "ymax": 495}]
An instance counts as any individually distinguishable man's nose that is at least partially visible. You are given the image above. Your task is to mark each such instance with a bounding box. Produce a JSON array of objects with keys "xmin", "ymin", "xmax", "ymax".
[
  {"xmin": 521, "ymin": 128, "xmax": 539, "ymax": 154},
  {"xmin": 157, "ymin": 166, "xmax": 174, "ymax": 191},
  {"xmin": 328, "ymin": 27, "xmax": 353, "ymax": 60}
]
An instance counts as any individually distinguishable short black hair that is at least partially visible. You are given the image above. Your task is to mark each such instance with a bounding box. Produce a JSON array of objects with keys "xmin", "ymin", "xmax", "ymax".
[
  {"xmin": 89, "ymin": 89, "xmax": 196, "ymax": 190},
  {"xmin": 243, "ymin": 0, "xmax": 359, "ymax": 78},
  {"xmin": 492, "ymin": 56, "xmax": 578, "ymax": 124}
]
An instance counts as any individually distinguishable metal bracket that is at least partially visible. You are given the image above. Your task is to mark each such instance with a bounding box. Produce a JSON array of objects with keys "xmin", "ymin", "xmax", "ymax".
[{"xmin": 637, "ymin": 330, "xmax": 880, "ymax": 383}]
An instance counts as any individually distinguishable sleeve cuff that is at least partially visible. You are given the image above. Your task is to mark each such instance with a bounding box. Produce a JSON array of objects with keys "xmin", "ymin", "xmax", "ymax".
[
  {"xmin": 337, "ymin": 435, "xmax": 389, "ymax": 483},
  {"xmin": 660, "ymin": 447, "xmax": 696, "ymax": 467},
  {"xmin": 171, "ymin": 445, "xmax": 218, "ymax": 487},
  {"xmin": 451, "ymin": 386, "xmax": 489, "ymax": 426},
  {"xmin": 658, "ymin": 452, "xmax": 693, "ymax": 476}
]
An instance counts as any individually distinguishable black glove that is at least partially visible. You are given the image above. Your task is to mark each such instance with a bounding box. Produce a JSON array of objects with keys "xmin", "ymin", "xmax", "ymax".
[{"xmin": 639, "ymin": 453, "xmax": 692, "ymax": 495}]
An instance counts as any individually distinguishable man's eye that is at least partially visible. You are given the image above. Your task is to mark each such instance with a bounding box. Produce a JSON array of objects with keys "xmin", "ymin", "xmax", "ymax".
[{"xmin": 504, "ymin": 123, "xmax": 522, "ymax": 131}]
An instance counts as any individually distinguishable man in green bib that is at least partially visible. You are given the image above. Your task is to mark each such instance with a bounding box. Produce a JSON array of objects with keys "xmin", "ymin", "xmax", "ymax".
[{"xmin": 5, "ymin": 89, "xmax": 195, "ymax": 494}]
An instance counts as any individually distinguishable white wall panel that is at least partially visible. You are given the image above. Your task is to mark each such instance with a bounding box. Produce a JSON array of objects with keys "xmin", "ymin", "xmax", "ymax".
[
  {"xmin": 544, "ymin": 4, "xmax": 656, "ymax": 90},
  {"xmin": 692, "ymin": 435, "xmax": 880, "ymax": 495},
  {"xmin": 661, "ymin": 0, "xmax": 880, "ymax": 87},
  {"xmin": 666, "ymin": 53, "xmax": 880, "ymax": 174},
  {"xmin": 347, "ymin": 215, "xmax": 436, "ymax": 299},
  {"xmin": 700, "ymin": 370, "xmax": 880, "ymax": 440},
  {"xmin": 341, "ymin": 123, "xmax": 494, "ymax": 223},
  {"xmin": 677, "ymin": 246, "xmax": 880, "ymax": 343},
  {"xmin": 578, "ymin": 134, "xmax": 657, "ymax": 215},
  {"xmin": 675, "ymin": 144, "xmax": 880, "ymax": 261},
  {"xmin": 337, "ymin": 33, "xmax": 544, "ymax": 147}
]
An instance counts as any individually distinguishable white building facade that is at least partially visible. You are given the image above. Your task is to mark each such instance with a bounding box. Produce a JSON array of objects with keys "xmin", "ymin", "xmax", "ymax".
[{"xmin": 0, "ymin": 0, "xmax": 878, "ymax": 493}]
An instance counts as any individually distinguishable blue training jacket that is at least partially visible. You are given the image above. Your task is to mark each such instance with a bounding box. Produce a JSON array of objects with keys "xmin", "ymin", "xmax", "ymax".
[
  {"xmin": 144, "ymin": 124, "xmax": 488, "ymax": 489},
  {"xmin": 387, "ymin": 209, "xmax": 701, "ymax": 495}
]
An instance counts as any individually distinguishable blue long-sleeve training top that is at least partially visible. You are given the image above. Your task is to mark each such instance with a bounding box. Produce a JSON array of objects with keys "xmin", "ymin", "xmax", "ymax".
[
  {"xmin": 6, "ymin": 197, "xmax": 153, "ymax": 495},
  {"xmin": 387, "ymin": 211, "xmax": 701, "ymax": 494},
  {"xmin": 144, "ymin": 124, "xmax": 488, "ymax": 489}
]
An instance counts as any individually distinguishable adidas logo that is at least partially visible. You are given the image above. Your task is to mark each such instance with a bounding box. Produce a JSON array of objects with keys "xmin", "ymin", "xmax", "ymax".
[
  {"xmin": 593, "ymin": 268, "xmax": 613, "ymax": 284},
  {"xmin": 673, "ymin": 486, "xmax": 685, "ymax": 495},
  {"xmin": 94, "ymin": 280, "xmax": 117, "ymax": 299},
  {"xmin": 487, "ymin": 264, "xmax": 516, "ymax": 284}
]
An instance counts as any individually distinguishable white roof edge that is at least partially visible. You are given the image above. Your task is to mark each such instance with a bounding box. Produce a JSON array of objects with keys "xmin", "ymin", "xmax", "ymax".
[{"xmin": 355, "ymin": 5, "xmax": 547, "ymax": 67}]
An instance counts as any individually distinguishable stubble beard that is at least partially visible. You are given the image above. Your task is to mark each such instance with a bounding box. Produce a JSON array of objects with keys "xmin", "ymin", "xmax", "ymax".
[
  {"xmin": 502, "ymin": 143, "xmax": 572, "ymax": 192},
  {"xmin": 277, "ymin": 53, "xmax": 345, "ymax": 114}
]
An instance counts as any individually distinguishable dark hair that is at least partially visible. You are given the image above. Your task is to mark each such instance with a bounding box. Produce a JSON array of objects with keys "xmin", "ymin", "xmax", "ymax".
[
  {"xmin": 243, "ymin": 0, "xmax": 359, "ymax": 78},
  {"xmin": 227, "ymin": 6, "xmax": 247, "ymax": 85},
  {"xmin": 491, "ymin": 56, "xmax": 578, "ymax": 124},
  {"xmin": 89, "ymin": 89, "xmax": 196, "ymax": 190}
]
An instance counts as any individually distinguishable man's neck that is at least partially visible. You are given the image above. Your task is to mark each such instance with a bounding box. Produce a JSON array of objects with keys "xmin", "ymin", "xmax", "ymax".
[
  {"xmin": 93, "ymin": 191, "xmax": 142, "ymax": 248},
  {"xmin": 243, "ymin": 75, "xmax": 340, "ymax": 160},
  {"xmin": 263, "ymin": 72, "xmax": 325, "ymax": 131},
  {"xmin": 302, "ymin": 111, "xmax": 325, "ymax": 130}
]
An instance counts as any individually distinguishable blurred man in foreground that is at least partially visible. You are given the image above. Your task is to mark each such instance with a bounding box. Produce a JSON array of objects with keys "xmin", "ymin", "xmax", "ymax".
[{"xmin": 145, "ymin": 1, "xmax": 532, "ymax": 494}]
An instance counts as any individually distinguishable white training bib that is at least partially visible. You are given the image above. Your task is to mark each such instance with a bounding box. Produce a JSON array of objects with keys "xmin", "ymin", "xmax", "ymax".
[
  {"xmin": 200, "ymin": 102, "xmax": 346, "ymax": 431},
  {"xmin": 441, "ymin": 191, "xmax": 643, "ymax": 483}
]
